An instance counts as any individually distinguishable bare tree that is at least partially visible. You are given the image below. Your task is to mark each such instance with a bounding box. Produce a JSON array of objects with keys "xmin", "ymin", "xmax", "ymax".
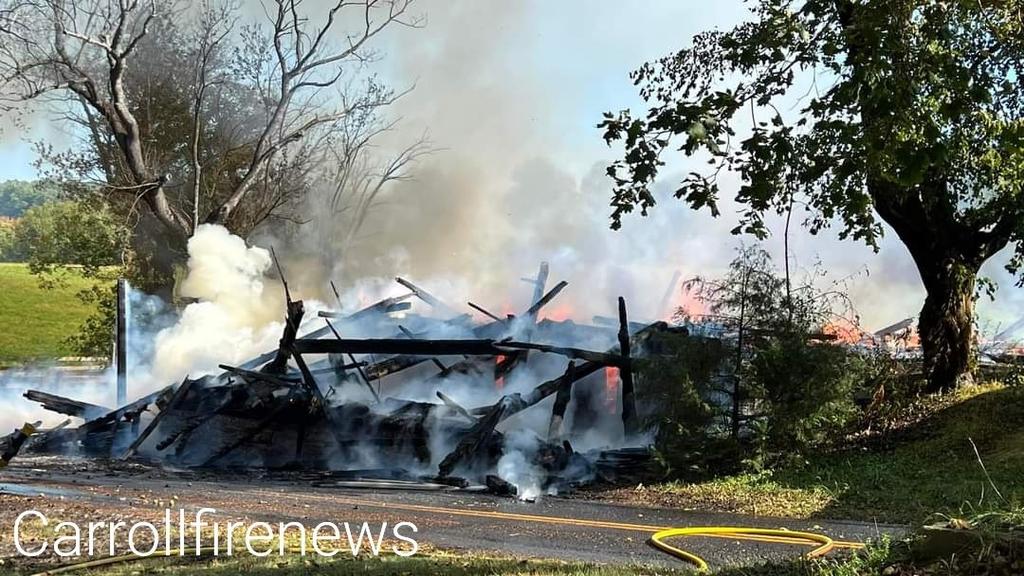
[
  {"xmin": 320, "ymin": 105, "xmax": 431, "ymax": 250},
  {"xmin": 188, "ymin": 0, "xmax": 234, "ymax": 234},
  {"xmin": 0, "ymin": 0, "xmax": 419, "ymax": 244}
]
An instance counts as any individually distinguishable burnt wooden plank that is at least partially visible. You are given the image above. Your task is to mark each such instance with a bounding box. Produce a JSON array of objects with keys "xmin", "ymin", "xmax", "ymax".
[
  {"xmin": 525, "ymin": 280, "xmax": 568, "ymax": 317},
  {"xmin": 294, "ymin": 338, "xmax": 507, "ymax": 357},
  {"xmin": 23, "ymin": 390, "xmax": 111, "ymax": 420},
  {"xmin": 120, "ymin": 377, "xmax": 194, "ymax": 460}
]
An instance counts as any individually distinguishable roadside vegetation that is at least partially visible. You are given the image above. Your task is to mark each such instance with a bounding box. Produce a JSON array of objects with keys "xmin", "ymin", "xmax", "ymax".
[
  {"xmin": 624, "ymin": 247, "xmax": 1024, "ymax": 529},
  {"xmin": 0, "ymin": 183, "xmax": 128, "ymax": 361},
  {"xmin": 716, "ymin": 506, "xmax": 1024, "ymax": 576},
  {"xmin": 13, "ymin": 551, "xmax": 681, "ymax": 576},
  {"xmin": 629, "ymin": 382, "xmax": 1024, "ymax": 524}
]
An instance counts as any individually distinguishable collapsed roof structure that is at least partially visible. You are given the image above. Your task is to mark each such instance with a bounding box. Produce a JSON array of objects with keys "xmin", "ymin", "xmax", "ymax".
[{"xmin": 8, "ymin": 264, "xmax": 678, "ymax": 496}]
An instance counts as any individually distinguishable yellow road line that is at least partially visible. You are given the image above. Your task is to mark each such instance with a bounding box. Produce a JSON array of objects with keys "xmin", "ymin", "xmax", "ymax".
[{"xmin": 250, "ymin": 488, "xmax": 865, "ymax": 550}]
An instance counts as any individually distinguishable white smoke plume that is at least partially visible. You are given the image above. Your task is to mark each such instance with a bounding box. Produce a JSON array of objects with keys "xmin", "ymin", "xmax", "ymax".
[{"xmin": 148, "ymin": 224, "xmax": 288, "ymax": 384}]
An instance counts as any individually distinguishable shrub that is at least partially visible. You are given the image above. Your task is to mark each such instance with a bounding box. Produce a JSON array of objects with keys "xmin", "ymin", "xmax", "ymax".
[{"xmin": 644, "ymin": 245, "xmax": 875, "ymax": 476}]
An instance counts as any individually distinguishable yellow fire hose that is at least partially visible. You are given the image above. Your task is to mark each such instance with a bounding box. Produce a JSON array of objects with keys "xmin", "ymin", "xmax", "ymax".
[
  {"xmin": 26, "ymin": 529, "xmax": 856, "ymax": 575},
  {"xmin": 649, "ymin": 526, "xmax": 842, "ymax": 571}
]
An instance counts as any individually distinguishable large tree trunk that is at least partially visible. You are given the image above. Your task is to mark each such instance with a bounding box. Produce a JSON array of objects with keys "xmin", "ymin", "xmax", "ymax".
[
  {"xmin": 869, "ymin": 182, "xmax": 984, "ymax": 395},
  {"xmin": 918, "ymin": 257, "xmax": 978, "ymax": 393}
]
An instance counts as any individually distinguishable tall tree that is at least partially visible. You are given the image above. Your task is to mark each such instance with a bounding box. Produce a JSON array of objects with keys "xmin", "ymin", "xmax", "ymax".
[
  {"xmin": 0, "ymin": 0, "xmax": 417, "ymax": 252},
  {"xmin": 601, "ymin": 0, "xmax": 1023, "ymax": 392}
]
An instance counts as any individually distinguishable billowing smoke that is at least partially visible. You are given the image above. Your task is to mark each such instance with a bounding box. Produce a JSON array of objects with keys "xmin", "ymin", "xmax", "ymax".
[
  {"xmin": 274, "ymin": 0, "xmax": 1021, "ymax": 333},
  {"xmin": 148, "ymin": 225, "xmax": 288, "ymax": 384},
  {"xmin": 0, "ymin": 368, "xmax": 116, "ymax": 433}
]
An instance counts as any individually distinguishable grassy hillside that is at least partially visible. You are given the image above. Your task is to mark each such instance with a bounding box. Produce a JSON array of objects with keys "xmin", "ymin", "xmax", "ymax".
[
  {"xmin": 613, "ymin": 382, "xmax": 1024, "ymax": 524},
  {"xmin": 0, "ymin": 263, "xmax": 100, "ymax": 364}
]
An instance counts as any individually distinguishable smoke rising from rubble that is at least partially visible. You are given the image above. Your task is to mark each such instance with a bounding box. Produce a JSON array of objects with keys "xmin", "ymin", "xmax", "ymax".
[
  {"xmin": 279, "ymin": 0, "xmax": 711, "ymax": 326},
  {"xmin": 147, "ymin": 225, "xmax": 290, "ymax": 384},
  {"xmin": 275, "ymin": 0, "xmax": 1021, "ymax": 333}
]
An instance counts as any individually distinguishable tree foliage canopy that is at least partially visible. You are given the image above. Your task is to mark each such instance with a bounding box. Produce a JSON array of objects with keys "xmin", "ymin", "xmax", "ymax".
[
  {"xmin": 602, "ymin": 0, "xmax": 1023, "ymax": 269},
  {"xmin": 13, "ymin": 199, "xmax": 129, "ymax": 280},
  {"xmin": 0, "ymin": 180, "xmax": 58, "ymax": 218},
  {"xmin": 602, "ymin": 0, "xmax": 1024, "ymax": 392}
]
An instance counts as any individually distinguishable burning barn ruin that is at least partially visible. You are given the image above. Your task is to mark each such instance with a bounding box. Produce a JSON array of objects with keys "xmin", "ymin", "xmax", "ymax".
[{"xmin": 4, "ymin": 262, "xmax": 678, "ymax": 497}]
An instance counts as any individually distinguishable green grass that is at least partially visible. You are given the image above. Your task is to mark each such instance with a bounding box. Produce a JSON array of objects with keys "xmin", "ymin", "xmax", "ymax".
[
  {"xmin": 0, "ymin": 263, "xmax": 99, "ymax": 364},
  {"xmin": 14, "ymin": 552, "xmax": 679, "ymax": 576},
  {"xmin": 713, "ymin": 506, "xmax": 1024, "ymax": 576},
  {"xmin": 649, "ymin": 383, "xmax": 1024, "ymax": 524}
]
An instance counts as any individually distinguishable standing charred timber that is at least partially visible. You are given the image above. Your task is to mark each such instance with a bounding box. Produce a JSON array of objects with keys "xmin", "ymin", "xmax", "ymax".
[
  {"xmin": 496, "ymin": 267, "xmax": 562, "ymax": 381},
  {"xmin": 618, "ymin": 297, "xmax": 638, "ymax": 437},
  {"xmin": 265, "ymin": 249, "xmax": 304, "ymax": 375},
  {"xmin": 525, "ymin": 262, "xmax": 550, "ymax": 320},
  {"xmin": 548, "ymin": 362, "xmax": 575, "ymax": 440},
  {"xmin": 116, "ymin": 278, "xmax": 128, "ymax": 406}
]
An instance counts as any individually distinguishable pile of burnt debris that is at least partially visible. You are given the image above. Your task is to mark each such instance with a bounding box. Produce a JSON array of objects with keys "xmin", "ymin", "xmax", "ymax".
[{"xmin": 3, "ymin": 264, "xmax": 683, "ymax": 496}]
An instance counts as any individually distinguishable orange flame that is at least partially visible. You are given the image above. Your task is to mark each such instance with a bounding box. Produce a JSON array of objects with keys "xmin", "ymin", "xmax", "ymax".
[
  {"xmin": 821, "ymin": 319, "xmax": 866, "ymax": 345},
  {"xmin": 495, "ymin": 355, "xmax": 506, "ymax": 390},
  {"xmin": 604, "ymin": 367, "xmax": 619, "ymax": 413}
]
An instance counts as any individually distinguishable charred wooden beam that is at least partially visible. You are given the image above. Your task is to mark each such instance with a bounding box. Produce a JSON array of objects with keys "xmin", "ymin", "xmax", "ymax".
[
  {"xmin": 495, "ymin": 342, "xmax": 626, "ymax": 367},
  {"xmin": 44, "ymin": 420, "xmax": 72, "ymax": 433},
  {"xmin": 241, "ymin": 292, "xmax": 414, "ymax": 371},
  {"xmin": 364, "ymin": 355, "xmax": 431, "ymax": 380},
  {"xmin": 294, "ymin": 336, "xmax": 619, "ymax": 367},
  {"xmin": 592, "ymin": 315, "xmax": 651, "ymax": 332},
  {"xmin": 528, "ymin": 262, "xmax": 550, "ymax": 310},
  {"xmin": 395, "ymin": 277, "xmax": 458, "ymax": 316},
  {"xmin": 438, "ymin": 401, "xmax": 506, "ymax": 477},
  {"xmin": 309, "ymin": 361, "xmax": 367, "ymax": 375},
  {"xmin": 325, "ymin": 319, "xmax": 380, "ymax": 403},
  {"xmin": 221, "ymin": 365, "xmax": 301, "ymax": 388},
  {"xmin": 467, "ymin": 302, "xmax": 503, "ymax": 322},
  {"xmin": 430, "ymin": 357, "xmax": 490, "ymax": 381},
  {"xmin": 121, "ymin": 377, "xmax": 194, "ymax": 460},
  {"xmin": 525, "ymin": 280, "xmax": 568, "ymax": 318},
  {"xmin": 264, "ymin": 299, "xmax": 305, "ymax": 375},
  {"xmin": 467, "ymin": 321, "xmax": 663, "ymax": 421},
  {"xmin": 293, "ymin": 338, "xmax": 508, "ymax": 357},
  {"xmin": 547, "ymin": 362, "xmax": 575, "ymax": 441},
  {"xmin": 618, "ymin": 297, "xmax": 637, "ymax": 437},
  {"xmin": 436, "ymin": 391, "xmax": 477, "ymax": 423},
  {"xmin": 317, "ymin": 296, "xmax": 413, "ymax": 320},
  {"xmin": 23, "ymin": 390, "xmax": 111, "ymax": 420},
  {"xmin": 76, "ymin": 385, "xmax": 173, "ymax": 437},
  {"xmin": 202, "ymin": 401, "xmax": 293, "ymax": 466},
  {"xmin": 470, "ymin": 361, "xmax": 605, "ymax": 418}
]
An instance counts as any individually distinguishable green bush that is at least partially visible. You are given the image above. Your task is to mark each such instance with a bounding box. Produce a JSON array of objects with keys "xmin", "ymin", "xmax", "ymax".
[
  {"xmin": 643, "ymin": 245, "xmax": 877, "ymax": 477},
  {"xmin": 637, "ymin": 332, "xmax": 737, "ymax": 478},
  {"xmin": 13, "ymin": 199, "xmax": 129, "ymax": 279},
  {"xmin": 747, "ymin": 335, "xmax": 864, "ymax": 463}
]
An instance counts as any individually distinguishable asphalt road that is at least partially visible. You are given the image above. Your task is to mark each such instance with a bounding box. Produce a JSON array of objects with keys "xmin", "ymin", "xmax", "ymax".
[{"xmin": 1, "ymin": 459, "xmax": 904, "ymax": 569}]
